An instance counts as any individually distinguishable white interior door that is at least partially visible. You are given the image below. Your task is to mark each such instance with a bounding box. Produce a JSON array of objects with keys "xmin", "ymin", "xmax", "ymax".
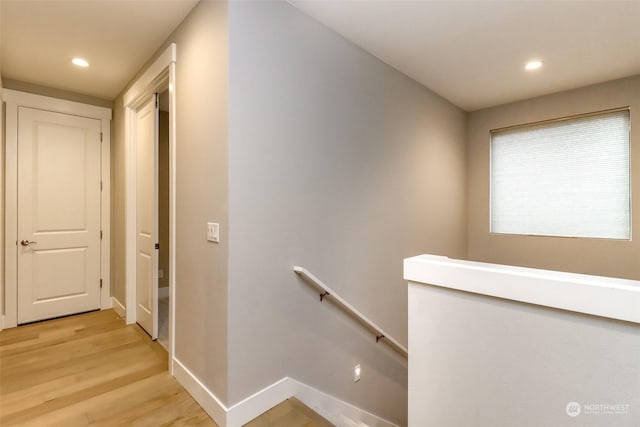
[
  {"xmin": 17, "ymin": 107, "xmax": 102, "ymax": 324},
  {"xmin": 136, "ymin": 95, "xmax": 159, "ymax": 339}
]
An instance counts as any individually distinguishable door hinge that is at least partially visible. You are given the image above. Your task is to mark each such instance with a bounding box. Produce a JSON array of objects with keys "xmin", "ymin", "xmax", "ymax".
[
  {"xmin": 100, "ymin": 230, "xmax": 103, "ymax": 240},
  {"xmin": 155, "ymin": 243, "xmax": 160, "ymax": 250},
  {"xmin": 100, "ymin": 278, "xmax": 103, "ymax": 289},
  {"xmin": 100, "ymin": 181, "xmax": 103, "ymax": 191},
  {"xmin": 100, "ymin": 132, "xmax": 103, "ymax": 142}
]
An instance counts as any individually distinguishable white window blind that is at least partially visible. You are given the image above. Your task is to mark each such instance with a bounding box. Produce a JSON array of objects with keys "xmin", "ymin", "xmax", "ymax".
[{"xmin": 490, "ymin": 109, "xmax": 630, "ymax": 239}]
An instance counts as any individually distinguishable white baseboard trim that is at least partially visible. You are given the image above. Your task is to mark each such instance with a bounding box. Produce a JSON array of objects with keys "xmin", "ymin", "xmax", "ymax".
[
  {"xmin": 293, "ymin": 380, "xmax": 400, "ymax": 427},
  {"xmin": 172, "ymin": 357, "xmax": 400, "ymax": 427},
  {"xmin": 111, "ymin": 297, "xmax": 126, "ymax": 318},
  {"xmin": 227, "ymin": 377, "xmax": 296, "ymax": 426},
  {"xmin": 173, "ymin": 358, "xmax": 227, "ymax": 426},
  {"xmin": 158, "ymin": 286, "xmax": 169, "ymax": 299}
]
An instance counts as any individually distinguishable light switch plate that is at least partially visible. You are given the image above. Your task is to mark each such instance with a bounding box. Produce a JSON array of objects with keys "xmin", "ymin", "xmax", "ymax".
[{"xmin": 207, "ymin": 222, "xmax": 220, "ymax": 243}]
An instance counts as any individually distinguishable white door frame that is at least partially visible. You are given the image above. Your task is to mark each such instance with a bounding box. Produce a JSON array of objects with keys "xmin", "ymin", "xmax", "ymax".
[
  {"xmin": 123, "ymin": 43, "xmax": 177, "ymax": 370},
  {"xmin": 1, "ymin": 89, "xmax": 112, "ymax": 329}
]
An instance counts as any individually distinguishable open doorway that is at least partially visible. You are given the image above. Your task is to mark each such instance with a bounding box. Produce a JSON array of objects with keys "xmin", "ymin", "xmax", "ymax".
[
  {"xmin": 124, "ymin": 43, "xmax": 176, "ymax": 369},
  {"xmin": 157, "ymin": 89, "xmax": 170, "ymax": 350},
  {"xmin": 132, "ymin": 89, "xmax": 169, "ymax": 344}
]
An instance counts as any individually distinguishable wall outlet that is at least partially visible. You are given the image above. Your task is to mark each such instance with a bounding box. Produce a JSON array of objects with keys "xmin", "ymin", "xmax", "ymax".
[
  {"xmin": 354, "ymin": 364, "xmax": 361, "ymax": 382},
  {"xmin": 207, "ymin": 222, "xmax": 220, "ymax": 243}
]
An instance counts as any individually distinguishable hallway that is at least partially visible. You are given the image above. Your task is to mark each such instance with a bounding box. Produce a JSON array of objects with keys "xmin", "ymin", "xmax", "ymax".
[{"xmin": 0, "ymin": 309, "xmax": 215, "ymax": 426}]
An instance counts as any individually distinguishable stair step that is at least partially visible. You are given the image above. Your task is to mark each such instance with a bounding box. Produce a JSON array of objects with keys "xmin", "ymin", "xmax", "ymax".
[{"xmin": 244, "ymin": 397, "xmax": 334, "ymax": 426}]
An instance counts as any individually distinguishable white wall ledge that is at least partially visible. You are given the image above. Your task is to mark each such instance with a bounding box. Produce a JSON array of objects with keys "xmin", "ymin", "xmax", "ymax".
[{"xmin": 404, "ymin": 254, "xmax": 640, "ymax": 324}]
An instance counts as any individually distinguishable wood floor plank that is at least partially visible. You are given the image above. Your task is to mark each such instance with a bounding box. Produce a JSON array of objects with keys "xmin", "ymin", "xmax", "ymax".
[
  {"xmin": 0, "ymin": 344, "xmax": 163, "ymax": 416},
  {"xmin": 1, "ymin": 309, "xmax": 334, "ymax": 427},
  {"xmin": 1, "ymin": 326, "xmax": 140, "ymax": 371},
  {"xmin": 0, "ymin": 309, "xmax": 216, "ymax": 427},
  {"xmin": 1, "ymin": 336, "xmax": 150, "ymax": 394},
  {"xmin": 0, "ymin": 310, "xmax": 117, "ymax": 346},
  {"xmin": 244, "ymin": 398, "xmax": 335, "ymax": 427},
  {"xmin": 0, "ymin": 314, "xmax": 124, "ymax": 357}
]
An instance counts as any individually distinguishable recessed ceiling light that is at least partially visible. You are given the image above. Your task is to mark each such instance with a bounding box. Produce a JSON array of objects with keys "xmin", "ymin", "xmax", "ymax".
[
  {"xmin": 525, "ymin": 60, "xmax": 543, "ymax": 71},
  {"xmin": 71, "ymin": 57, "xmax": 89, "ymax": 68}
]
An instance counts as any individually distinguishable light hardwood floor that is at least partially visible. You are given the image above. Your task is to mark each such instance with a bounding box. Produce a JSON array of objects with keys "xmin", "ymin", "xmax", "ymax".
[
  {"xmin": 0, "ymin": 309, "xmax": 215, "ymax": 426},
  {"xmin": 0, "ymin": 309, "xmax": 334, "ymax": 427},
  {"xmin": 244, "ymin": 398, "xmax": 334, "ymax": 427}
]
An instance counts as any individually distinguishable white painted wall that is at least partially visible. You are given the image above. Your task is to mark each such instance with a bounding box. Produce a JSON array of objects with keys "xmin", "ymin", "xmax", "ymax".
[{"xmin": 407, "ymin": 258, "xmax": 640, "ymax": 427}]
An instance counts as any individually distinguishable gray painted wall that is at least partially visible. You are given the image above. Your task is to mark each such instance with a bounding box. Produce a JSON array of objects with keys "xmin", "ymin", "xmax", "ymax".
[
  {"xmin": 467, "ymin": 75, "xmax": 640, "ymax": 280},
  {"xmin": 111, "ymin": 94, "xmax": 126, "ymax": 303},
  {"xmin": 169, "ymin": 0, "xmax": 229, "ymax": 400},
  {"xmin": 227, "ymin": 2, "xmax": 467, "ymax": 423},
  {"xmin": 111, "ymin": 0, "xmax": 229, "ymax": 403},
  {"xmin": 409, "ymin": 282, "xmax": 640, "ymax": 426},
  {"xmin": 2, "ymin": 78, "xmax": 112, "ymax": 108}
]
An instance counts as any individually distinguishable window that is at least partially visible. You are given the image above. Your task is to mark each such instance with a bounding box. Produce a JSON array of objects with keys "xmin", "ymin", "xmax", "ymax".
[{"xmin": 490, "ymin": 109, "xmax": 630, "ymax": 239}]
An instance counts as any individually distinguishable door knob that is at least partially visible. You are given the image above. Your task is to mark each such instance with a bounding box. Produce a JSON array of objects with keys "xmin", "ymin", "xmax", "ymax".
[{"xmin": 20, "ymin": 240, "xmax": 38, "ymax": 246}]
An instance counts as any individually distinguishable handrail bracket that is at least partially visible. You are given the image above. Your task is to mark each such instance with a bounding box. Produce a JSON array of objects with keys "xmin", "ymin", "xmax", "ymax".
[{"xmin": 293, "ymin": 265, "xmax": 408, "ymax": 357}]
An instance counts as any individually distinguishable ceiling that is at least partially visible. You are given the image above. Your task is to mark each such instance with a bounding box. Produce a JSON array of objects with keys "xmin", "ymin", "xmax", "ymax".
[
  {"xmin": 1, "ymin": 1, "xmax": 638, "ymax": 109},
  {"xmin": 0, "ymin": 0, "xmax": 199, "ymax": 100},
  {"xmin": 290, "ymin": 1, "xmax": 640, "ymax": 111}
]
